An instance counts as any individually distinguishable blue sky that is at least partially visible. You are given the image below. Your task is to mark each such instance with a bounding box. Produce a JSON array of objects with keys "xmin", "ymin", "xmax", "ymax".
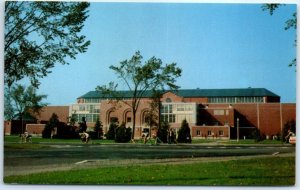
[{"xmin": 34, "ymin": 2, "xmax": 296, "ymax": 105}]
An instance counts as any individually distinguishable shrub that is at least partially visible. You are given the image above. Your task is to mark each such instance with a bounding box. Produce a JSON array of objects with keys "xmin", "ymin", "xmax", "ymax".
[
  {"xmin": 282, "ymin": 120, "xmax": 296, "ymax": 142},
  {"xmin": 79, "ymin": 117, "xmax": 87, "ymax": 132},
  {"xmin": 105, "ymin": 122, "xmax": 118, "ymax": 140},
  {"xmin": 251, "ymin": 128, "xmax": 263, "ymax": 142},
  {"xmin": 42, "ymin": 113, "xmax": 59, "ymax": 138},
  {"xmin": 177, "ymin": 119, "xmax": 192, "ymax": 143},
  {"xmin": 94, "ymin": 118, "xmax": 103, "ymax": 139},
  {"xmin": 157, "ymin": 121, "xmax": 169, "ymax": 143},
  {"xmin": 115, "ymin": 122, "xmax": 132, "ymax": 143},
  {"xmin": 42, "ymin": 124, "xmax": 52, "ymax": 138},
  {"xmin": 54, "ymin": 123, "xmax": 79, "ymax": 139}
]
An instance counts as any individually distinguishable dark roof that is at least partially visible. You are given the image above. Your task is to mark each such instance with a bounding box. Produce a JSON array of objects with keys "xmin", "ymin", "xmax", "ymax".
[{"xmin": 78, "ymin": 88, "xmax": 279, "ymax": 99}]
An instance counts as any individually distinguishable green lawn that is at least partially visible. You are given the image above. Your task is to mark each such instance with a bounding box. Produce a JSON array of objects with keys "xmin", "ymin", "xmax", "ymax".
[
  {"xmin": 4, "ymin": 135, "xmax": 114, "ymax": 144},
  {"xmin": 5, "ymin": 135, "xmax": 284, "ymax": 145},
  {"xmin": 4, "ymin": 156, "xmax": 295, "ymax": 185}
]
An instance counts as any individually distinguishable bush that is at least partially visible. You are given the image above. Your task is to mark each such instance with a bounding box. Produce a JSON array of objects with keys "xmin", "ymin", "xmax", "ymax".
[
  {"xmin": 79, "ymin": 117, "xmax": 87, "ymax": 132},
  {"xmin": 94, "ymin": 118, "xmax": 103, "ymax": 139},
  {"xmin": 42, "ymin": 113, "xmax": 59, "ymax": 138},
  {"xmin": 105, "ymin": 122, "xmax": 118, "ymax": 140},
  {"xmin": 54, "ymin": 123, "xmax": 79, "ymax": 139},
  {"xmin": 282, "ymin": 120, "xmax": 296, "ymax": 142},
  {"xmin": 42, "ymin": 124, "xmax": 52, "ymax": 138},
  {"xmin": 251, "ymin": 128, "xmax": 263, "ymax": 142},
  {"xmin": 157, "ymin": 121, "xmax": 169, "ymax": 143},
  {"xmin": 115, "ymin": 122, "xmax": 132, "ymax": 143},
  {"xmin": 177, "ymin": 119, "xmax": 192, "ymax": 143}
]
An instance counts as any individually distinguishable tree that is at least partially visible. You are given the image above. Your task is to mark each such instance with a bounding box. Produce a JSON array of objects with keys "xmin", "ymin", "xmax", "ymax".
[
  {"xmin": 115, "ymin": 122, "xmax": 132, "ymax": 143},
  {"xmin": 157, "ymin": 121, "xmax": 170, "ymax": 143},
  {"xmin": 106, "ymin": 122, "xmax": 118, "ymax": 140},
  {"xmin": 42, "ymin": 113, "xmax": 59, "ymax": 138},
  {"xmin": 96, "ymin": 51, "xmax": 182, "ymax": 140},
  {"xmin": 79, "ymin": 117, "xmax": 87, "ymax": 132},
  {"xmin": 94, "ymin": 118, "xmax": 103, "ymax": 139},
  {"xmin": 145, "ymin": 90, "xmax": 162, "ymax": 137},
  {"xmin": 67, "ymin": 114, "xmax": 77, "ymax": 126},
  {"xmin": 251, "ymin": 128, "xmax": 263, "ymax": 142},
  {"xmin": 5, "ymin": 1, "xmax": 91, "ymax": 87},
  {"xmin": 4, "ymin": 87, "xmax": 15, "ymax": 120},
  {"xmin": 262, "ymin": 4, "xmax": 297, "ymax": 67},
  {"xmin": 282, "ymin": 120, "xmax": 296, "ymax": 142},
  {"xmin": 177, "ymin": 119, "xmax": 192, "ymax": 143},
  {"xmin": 5, "ymin": 84, "xmax": 47, "ymax": 134}
]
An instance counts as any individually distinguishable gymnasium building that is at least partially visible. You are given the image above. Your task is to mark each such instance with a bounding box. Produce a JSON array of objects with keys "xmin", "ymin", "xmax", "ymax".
[{"xmin": 4, "ymin": 88, "xmax": 296, "ymax": 140}]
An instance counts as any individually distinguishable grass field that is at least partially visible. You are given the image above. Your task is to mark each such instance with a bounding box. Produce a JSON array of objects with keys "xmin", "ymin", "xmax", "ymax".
[
  {"xmin": 4, "ymin": 135, "xmax": 285, "ymax": 145},
  {"xmin": 4, "ymin": 156, "xmax": 295, "ymax": 185},
  {"xmin": 4, "ymin": 135, "xmax": 115, "ymax": 144}
]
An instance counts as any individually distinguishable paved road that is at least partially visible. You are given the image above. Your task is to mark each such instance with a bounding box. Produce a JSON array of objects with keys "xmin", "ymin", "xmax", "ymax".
[{"xmin": 4, "ymin": 143, "xmax": 295, "ymax": 168}]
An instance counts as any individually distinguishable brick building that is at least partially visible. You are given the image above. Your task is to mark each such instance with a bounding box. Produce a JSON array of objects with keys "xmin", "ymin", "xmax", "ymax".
[
  {"xmin": 4, "ymin": 106, "xmax": 69, "ymax": 136},
  {"xmin": 69, "ymin": 88, "xmax": 296, "ymax": 140},
  {"xmin": 4, "ymin": 88, "xmax": 295, "ymax": 139}
]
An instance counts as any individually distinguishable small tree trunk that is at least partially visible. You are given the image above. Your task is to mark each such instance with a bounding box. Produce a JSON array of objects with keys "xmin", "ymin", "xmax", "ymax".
[
  {"xmin": 20, "ymin": 113, "xmax": 24, "ymax": 134},
  {"xmin": 131, "ymin": 110, "xmax": 136, "ymax": 140}
]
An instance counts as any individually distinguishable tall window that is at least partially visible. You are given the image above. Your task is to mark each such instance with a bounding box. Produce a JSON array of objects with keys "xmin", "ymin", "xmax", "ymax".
[
  {"xmin": 208, "ymin": 96, "xmax": 265, "ymax": 103},
  {"xmin": 219, "ymin": 130, "xmax": 224, "ymax": 136},
  {"xmin": 166, "ymin": 98, "xmax": 172, "ymax": 102},
  {"xmin": 161, "ymin": 104, "xmax": 176, "ymax": 123},
  {"xmin": 208, "ymin": 130, "xmax": 212, "ymax": 136},
  {"xmin": 70, "ymin": 103, "xmax": 101, "ymax": 122}
]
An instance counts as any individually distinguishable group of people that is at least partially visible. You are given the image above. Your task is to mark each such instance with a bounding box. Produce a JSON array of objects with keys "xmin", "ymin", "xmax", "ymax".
[
  {"xmin": 167, "ymin": 129, "xmax": 177, "ymax": 144},
  {"xmin": 20, "ymin": 130, "xmax": 32, "ymax": 143},
  {"xmin": 285, "ymin": 129, "xmax": 296, "ymax": 143},
  {"xmin": 80, "ymin": 132, "xmax": 90, "ymax": 143}
]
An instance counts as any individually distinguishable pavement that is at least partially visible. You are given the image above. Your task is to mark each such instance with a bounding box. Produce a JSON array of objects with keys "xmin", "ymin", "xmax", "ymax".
[{"xmin": 4, "ymin": 142, "xmax": 295, "ymax": 177}]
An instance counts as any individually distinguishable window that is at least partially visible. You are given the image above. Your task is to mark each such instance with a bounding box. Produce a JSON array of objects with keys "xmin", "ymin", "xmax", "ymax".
[
  {"xmin": 227, "ymin": 97, "xmax": 235, "ymax": 103},
  {"xmin": 214, "ymin": 110, "xmax": 224, "ymax": 115},
  {"xmin": 208, "ymin": 130, "xmax": 212, "ymax": 136},
  {"xmin": 85, "ymin": 114, "xmax": 93, "ymax": 122},
  {"xmin": 219, "ymin": 130, "xmax": 224, "ymax": 136},
  {"xmin": 177, "ymin": 105, "xmax": 185, "ymax": 111},
  {"xmin": 79, "ymin": 105, "xmax": 85, "ymax": 111},
  {"xmin": 161, "ymin": 105, "xmax": 168, "ymax": 114},
  {"xmin": 127, "ymin": 117, "xmax": 132, "ymax": 123},
  {"xmin": 93, "ymin": 114, "xmax": 99, "ymax": 122},
  {"xmin": 169, "ymin": 105, "xmax": 173, "ymax": 113},
  {"xmin": 110, "ymin": 117, "xmax": 118, "ymax": 124},
  {"xmin": 166, "ymin": 98, "xmax": 172, "ymax": 102},
  {"xmin": 196, "ymin": 130, "xmax": 201, "ymax": 136},
  {"xmin": 169, "ymin": 114, "xmax": 175, "ymax": 123}
]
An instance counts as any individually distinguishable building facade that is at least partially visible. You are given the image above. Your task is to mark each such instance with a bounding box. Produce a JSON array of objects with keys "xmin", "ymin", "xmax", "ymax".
[
  {"xmin": 69, "ymin": 88, "xmax": 295, "ymax": 139},
  {"xmin": 4, "ymin": 88, "xmax": 295, "ymax": 139}
]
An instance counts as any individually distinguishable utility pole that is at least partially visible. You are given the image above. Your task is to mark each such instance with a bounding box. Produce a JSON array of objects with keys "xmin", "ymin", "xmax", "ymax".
[{"xmin": 237, "ymin": 118, "xmax": 240, "ymax": 142}]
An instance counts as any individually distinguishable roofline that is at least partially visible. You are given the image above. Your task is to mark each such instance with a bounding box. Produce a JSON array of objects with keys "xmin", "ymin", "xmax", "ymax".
[{"xmin": 77, "ymin": 88, "xmax": 280, "ymax": 99}]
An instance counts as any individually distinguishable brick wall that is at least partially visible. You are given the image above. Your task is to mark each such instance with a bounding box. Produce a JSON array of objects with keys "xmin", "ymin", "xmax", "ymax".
[
  {"xmin": 100, "ymin": 99, "xmax": 154, "ymax": 138},
  {"xmin": 26, "ymin": 124, "xmax": 45, "ymax": 136},
  {"xmin": 37, "ymin": 106, "xmax": 69, "ymax": 123},
  {"xmin": 4, "ymin": 121, "xmax": 11, "ymax": 135},
  {"xmin": 192, "ymin": 126, "xmax": 230, "ymax": 139}
]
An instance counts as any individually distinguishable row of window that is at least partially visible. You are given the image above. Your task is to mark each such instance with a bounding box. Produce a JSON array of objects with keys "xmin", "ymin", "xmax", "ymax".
[
  {"xmin": 161, "ymin": 103, "xmax": 195, "ymax": 114},
  {"xmin": 196, "ymin": 130, "xmax": 224, "ymax": 136},
  {"xmin": 82, "ymin": 96, "xmax": 265, "ymax": 104},
  {"xmin": 213, "ymin": 109, "xmax": 229, "ymax": 116},
  {"xmin": 71, "ymin": 104, "xmax": 100, "ymax": 114},
  {"xmin": 161, "ymin": 114, "xmax": 195, "ymax": 124},
  {"xmin": 83, "ymin": 98, "xmax": 102, "ymax": 103},
  {"xmin": 208, "ymin": 96, "xmax": 264, "ymax": 103},
  {"xmin": 161, "ymin": 114, "xmax": 176, "ymax": 123},
  {"xmin": 72, "ymin": 114, "xmax": 100, "ymax": 123}
]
